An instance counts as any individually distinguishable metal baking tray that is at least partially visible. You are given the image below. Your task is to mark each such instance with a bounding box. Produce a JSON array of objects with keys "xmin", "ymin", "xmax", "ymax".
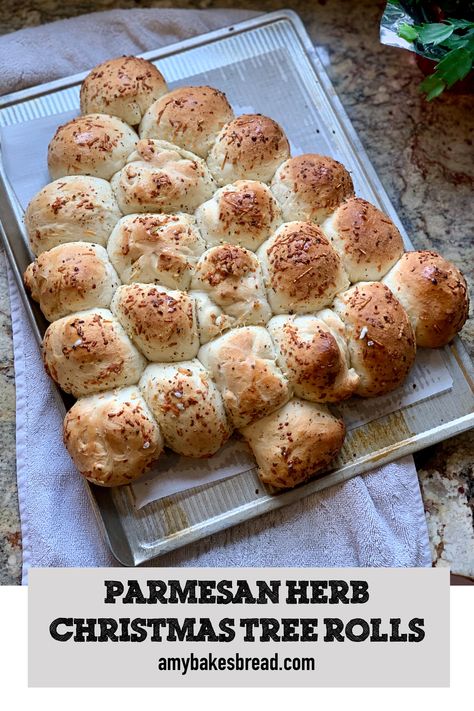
[{"xmin": 0, "ymin": 10, "xmax": 473, "ymax": 566}]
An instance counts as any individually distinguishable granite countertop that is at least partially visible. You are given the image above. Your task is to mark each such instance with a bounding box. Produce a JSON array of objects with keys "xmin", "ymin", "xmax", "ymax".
[{"xmin": 0, "ymin": 0, "xmax": 473, "ymax": 583}]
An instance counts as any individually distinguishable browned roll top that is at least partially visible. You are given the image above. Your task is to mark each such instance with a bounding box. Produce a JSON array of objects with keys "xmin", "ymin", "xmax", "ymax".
[
  {"xmin": 140, "ymin": 85, "xmax": 234, "ymax": 157},
  {"xmin": 80, "ymin": 56, "xmax": 168, "ymax": 125},
  {"xmin": 240, "ymin": 399, "xmax": 345, "ymax": 489},
  {"xmin": 323, "ymin": 197, "xmax": 405, "ymax": 282},
  {"xmin": 111, "ymin": 283, "xmax": 199, "ymax": 362},
  {"xmin": 383, "ymin": 250, "xmax": 469, "ymax": 348},
  {"xmin": 333, "ymin": 281, "xmax": 417, "ymax": 397},
  {"xmin": 258, "ymin": 221, "xmax": 349, "ymax": 313},
  {"xmin": 63, "ymin": 387, "xmax": 164, "ymax": 486},
  {"xmin": 47, "ymin": 113, "xmax": 138, "ymax": 180},
  {"xmin": 207, "ymin": 113, "xmax": 290, "ymax": 185},
  {"xmin": 271, "ymin": 153, "xmax": 354, "ymax": 223}
]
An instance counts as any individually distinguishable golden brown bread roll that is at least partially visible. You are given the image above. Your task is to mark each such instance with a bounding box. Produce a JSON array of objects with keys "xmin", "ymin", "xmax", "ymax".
[
  {"xmin": 25, "ymin": 176, "xmax": 122, "ymax": 256},
  {"xmin": 257, "ymin": 221, "xmax": 349, "ymax": 314},
  {"xmin": 333, "ymin": 281, "xmax": 417, "ymax": 397},
  {"xmin": 80, "ymin": 56, "xmax": 168, "ymax": 125},
  {"xmin": 240, "ymin": 398, "xmax": 345, "ymax": 489},
  {"xmin": 191, "ymin": 244, "xmax": 272, "ymax": 327},
  {"xmin": 24, "ymin": 242, "xmax": 120, "ymax": 322},
  {"xmin": 267, "ymin": 312, "xmax": 359, "ymax": 402},
  {"xmin": 198, "ymin": 326, "xmax": 291, "ymax": 428},
  {"xmin": 43, "ymin": 308, "xmax": 146, "ymax": 397},
  {"xmin": 207, "ymin": 114, "xmax": 290, "ymax": 186},
  {"xmin": 111, "ymin": 283, "xmax": 199, "ymax": 362},
  {"xmin": 111, "ymin": 139, "xmax": 216, "ymax": 214},
  {"xmin": 195, "ymin": 179, "xmax": 282, "ymax": 251},
  {"xmin": 271, "ymin": 154, "xmax": 354, "ymax": 223},
  {"xmin": 107, "ymin": 212, "xmax": 206, "ymax": 289},
  {"xmin": 139, "ymin": 85, "xmax": 234, "ymax": 158},
  {"xmin": 64, "ymin": 386, "xmax": 164, "ymax": 486},
  {"xmin": 139, "ymin": 360, "xmax": 232, "ymax": 457},
  {"xmin": 47, "ymin": 113, "xmax": 138, "ymax": 180},
  {"xmin": 322, "ymin": 198, "xmax": 405, "ymax": 282},
  {"xmin": 382, "ymin": 250, "xmax": 469, "ymax": 348}
]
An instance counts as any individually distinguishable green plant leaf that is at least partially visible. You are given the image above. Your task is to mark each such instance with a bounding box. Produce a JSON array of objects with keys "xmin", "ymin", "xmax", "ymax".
[
  {"xmin": 436, "ymin": 47, "xmax": 473, "ymax": 87},
  {"xmin": 398, "ymin": 22, "xmax": 418, "ymax": 42},
  {"xmin": 448, "ymin": 19, "xmax": 474, "ymax": 31},
  {"xmin": 416, "ymin": 22, "xmax": 455, "ymax": 45},
  {"xmin": 443, "ymin": 32, "xmax": 474, "ymax": 55},
  {"xmin": 419, "ymin": 74, "xmax": 446, "ymax": 100},
  {"xmin": 425, "ymin": 82, "xmax": 446, "ymax": 101}
]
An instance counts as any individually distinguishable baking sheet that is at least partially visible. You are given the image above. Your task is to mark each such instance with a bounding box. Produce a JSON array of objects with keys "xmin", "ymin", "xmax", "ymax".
[{"xmin": 0, "ymin": 10, "xmax": 473, "ymax": 566}]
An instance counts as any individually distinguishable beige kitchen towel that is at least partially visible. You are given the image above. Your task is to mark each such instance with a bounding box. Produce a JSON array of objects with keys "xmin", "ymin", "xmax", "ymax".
[{"xmin": 1, "ymin": 8, "xmax": 432, "ymax": 582}]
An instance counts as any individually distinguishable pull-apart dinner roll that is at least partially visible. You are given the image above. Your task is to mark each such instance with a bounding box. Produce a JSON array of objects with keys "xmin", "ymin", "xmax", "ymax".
[
  {"xmin": 191, "ymin": 291, "xmax": 234, "ymax": 344},
  {"xmin": 25, "ymin": 176, "xmax": 122, "ymax": 256},
  {"xmin": 48, "ymin": 114, "xmax": 138, "ymax": 180},
  {"xmin": 198, "ymin": 326, "xmax": 291, "ymax": 428},
  {"xmin": 382, "ymin": 250, "xmax": 469, "ymax": 348},
  {"xmin": 240, "ymin": 398, "xmax": 345, "ymax": 489},
  {"xmin": 140, "ymin": 360, "xmax": 231, "ymax": 457},
  {"xmin": 191, "ymin": 244, "xmax": 271, "ymax": 327},
  {"xmin": 271, "ymin": 154, "xmax": 354, "ymax": 223},
  {"xmin": 43, "ymin": 308, "xmax": 146, "ymax": 397},
  {"xmin": 195, "ymin": 179, "xmax": 282, "ymax": 251},
  {"xmin": 64, "ymin": 386, "xmax": 163, "ymax": 486},
  {"xmin": 24, "ymin": 242, "xmax": 120, "ymax": 322},
  {"xmin": 257, "ymin": 221, "xmax": 349, "ymax": 314},
  {"xmin": 80, "ymin": 56, "xmax": 168, "ymax": 125},
  {"xmin": 322, "ymin": 198, "xmax": 405, "ymax": 282},
  {"xmin": 333, "ymin": 282, "xmax": 416, "ymax": 397},
  {"xmin": 267, "ymin": 312, "xmax": 359, "ymax": 402},
  {"xmin": 111, "ymin": 283, "xmax": 199, "ymax": 362},
  {"xmin": 207, "ymin": 114, "xmax": 290, "ymax": 186},
  {"xmin": 107, "ymin": 213, "xmax": 205, "ymax": 288},
  {"xmin": 111, "ymin": 139, "xmax": 215, "ymax": 214},
  {"xmin": 140, "ymin": 85, "xmax": 234, "ymax": 158}
]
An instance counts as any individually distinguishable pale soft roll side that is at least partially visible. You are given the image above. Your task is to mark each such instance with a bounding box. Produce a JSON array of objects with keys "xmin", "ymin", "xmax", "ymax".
[
  {"xmin": 198, "ymin": 325, "xmax": 291, "ymax": 428},
  {"xmin": 25, "ymin": 176, "xmax": 122, "ymax": 256},
  {"xmin": 240, "ymin": 398, "xmax": 345, "ymax": 489},
  {"xmin": 47, "ymin": 113, "xmax": 138, "ymax": 180},
  {"xmin": 195, "ymin": 179, "xmax": 283, "ymax": 251},
  {"xmin": 207, "ymin": 114, "xmax": 290, "ymax": 186},
  {"xmin": 382, "ymin": 250, "xmax": 469, "ymax": 348},
  {"xmin": 271, "ymin": 154, "xmax": 354, "ymax": 224},
  {"xmin": 42, "ymin": 307, "xmax": 146, "ymax": 397},
  {"xmin": 257, "ymin": 221, "xmax": 349, "ymax": 314},
  {"xmin": 80, "ymin": 56, "xmax": 168, "ymax": 125},
  {"xmin": 191, "ymin": 243, "xmax": 272, "ymax": 327},
  {"xmin": 267, "ymin": 311, "xmax": 359, "ymax": 402},
  {"xmin": 139, "ymin": 360, "xmax": 232, "ymax": 457},
  {"xmin": 107, "ymin": 212, "xmax": 206, "ymax": 289},
  {"xmin": 322, "ymin": 197, "xmax": 405, "ymax": 282},
  {"xmin": 191, "ymin": 290, "xmax": 234, "ymax": 344},
  {"xmin": 333, "ymin": 281, "xmax": 417, "ymax": 397},
  {"xmin": 24, "ymin": 242, "xmax": 121, "ymax": 322},
  {"xmin": 111, "ymin": 283, "xmax": 199, "ymax": 362},
  {"xmin": 111, "ymin": 139, "xmax": 216, "ymax": 214},
  {"xmin": 63, "ymin": 386, "xmax": 164, "ymax": 487},
  {"xmin": 139, "ymin": 85, "xmax": 234, "ymax": 158}
]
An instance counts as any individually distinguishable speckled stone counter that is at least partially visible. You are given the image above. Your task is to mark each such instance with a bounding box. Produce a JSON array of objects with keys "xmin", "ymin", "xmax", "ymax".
[{"xmin": 0, "ymin": 0, "xmax": 473, "ymax": 584}]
